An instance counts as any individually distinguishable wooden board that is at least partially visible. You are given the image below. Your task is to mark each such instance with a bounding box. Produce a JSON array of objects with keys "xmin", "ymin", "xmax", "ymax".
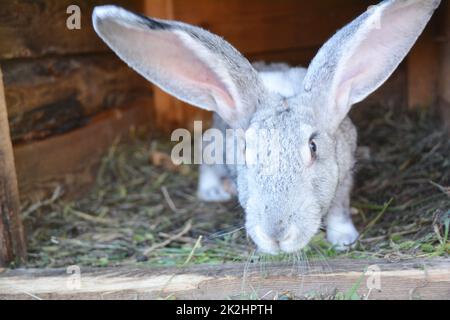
[
  {"xmin": 163, "ymin": 0, "xmax": 378, "ymax": 55},
  {"xmin": 407, "ymin": 15, "xmax": 440, "ymax": 109},
  {"xmin": 0, "ymin": 67, "xmax": 26, "ymax": 267},
  {"xmin": 13, "ymin": 98, "xmax": 154, "ymax": 202},
  {"xmin": 0, "ymin": 258, "xmax": 448, "ymax": 300},
  {"xmin": 2, "ymin": 53, "xmax": 153, "ymax": 144},
  {"xmin": 0, "ymin": 0, "xmax": 142, "ymax": 59}
]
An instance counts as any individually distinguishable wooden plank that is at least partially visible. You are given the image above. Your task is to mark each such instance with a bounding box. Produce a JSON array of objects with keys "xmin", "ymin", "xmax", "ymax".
[
  {"xmin": 407, "ymin": 16, "xmax": 440, "ymax": 109},
  {"xmin": 0, "ymin": 0, "xmax": 142, "ymax": 59},
  {"xmin": 2, "ymin": 53, "xmax": 153, "ymax": 144},
  {"xmin": 438, "ymin": 2, "xmax": 450, "ymax": 129},
  {"xmin": 144, "ymin": 0, "xmax": 186, "ymax": 133},
  {"xmin": 0, "ymin": 67, "xmax": 26, "ymax": 267},
  {"xmin": 13, "ymin": 98, "xmax": 154, "ymax": 202},
  {"xmin": 145, "ymin": 0, "xmax": 212, "ymax": 133},
  {"xmin": 151, "ymin": 86, "xmax": 188, "ymax": 134},
  {"xmin": 168, "ymin": 0, "xmax": 378, "ymax": 55},
  {"xmin": 0, "ymin": 258, "xmax": 448, "ymax": 300}
]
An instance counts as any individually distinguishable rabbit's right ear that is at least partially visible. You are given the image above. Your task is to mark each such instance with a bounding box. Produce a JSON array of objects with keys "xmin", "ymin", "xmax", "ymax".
[
  {"xmin": 304, "ymin": 0, "xmax": 441, "ymax": 133},
  {"xmin": 93, "ymin": 6, "xmax": 266, "ymax": 128}
]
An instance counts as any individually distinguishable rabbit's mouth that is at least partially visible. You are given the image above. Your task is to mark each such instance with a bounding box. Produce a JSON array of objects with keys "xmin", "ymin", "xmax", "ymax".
[{"xmin": 249, "ymin": 224, "xmax": 316, "ymax": 255}]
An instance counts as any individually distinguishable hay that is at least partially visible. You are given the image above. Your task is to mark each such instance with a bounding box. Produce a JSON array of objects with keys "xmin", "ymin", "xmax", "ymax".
[
  {"xmin": 24, "ymin": 140, "xmax": 250, "ymax": 268},
  {"xmin": 23, "ymin": 105, "xmax": 449, "ymax": 268},
  {"xmin": 350, "ymin": 105, "xmax": 450, "ymax": 259}
]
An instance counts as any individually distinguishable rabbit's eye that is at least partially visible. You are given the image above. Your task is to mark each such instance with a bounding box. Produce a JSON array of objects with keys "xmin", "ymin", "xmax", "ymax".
[{"xmin": 309, "ymin": 139, "xmax": 317, "ymax": 157}]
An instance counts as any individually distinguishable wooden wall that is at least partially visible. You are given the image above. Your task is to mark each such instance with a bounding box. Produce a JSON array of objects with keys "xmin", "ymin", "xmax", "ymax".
[
  {"xmin": 439, "ymin": 0, "xmax": 450, "ymax": 129},
  {"xmin": 0, "ymin": 0, "xmax": 154, "ymax": 201}
]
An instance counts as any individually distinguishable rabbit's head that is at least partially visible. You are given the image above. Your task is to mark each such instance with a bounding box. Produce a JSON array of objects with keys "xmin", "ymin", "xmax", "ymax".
[{"xmin": 93, "ymin": 0, "xmax": 440, "ymax": 254}]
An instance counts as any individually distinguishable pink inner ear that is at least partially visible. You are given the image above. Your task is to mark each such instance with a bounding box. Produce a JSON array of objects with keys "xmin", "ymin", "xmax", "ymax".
[
  {"xmin": 138, "ymin": 29, "xmax": 235, "ymax": 110},
  {"xmin": 336, "ymin": 62, "xmax": 368, "ymax": 107},
  {"xmin": 336, "ymin": 3, "xmax": 425, "ymax": 107}
]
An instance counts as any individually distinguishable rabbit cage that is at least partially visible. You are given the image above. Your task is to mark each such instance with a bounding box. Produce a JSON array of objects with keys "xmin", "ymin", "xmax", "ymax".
[{"xmin": 0, "ymin": 0, "xmax": 449, "ymax": 300}]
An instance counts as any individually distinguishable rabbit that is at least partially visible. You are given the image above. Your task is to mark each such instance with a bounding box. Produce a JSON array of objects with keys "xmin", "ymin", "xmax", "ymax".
[{"xmin": 92, "ymin": 0, "xmax": 441, "ymax": 254}]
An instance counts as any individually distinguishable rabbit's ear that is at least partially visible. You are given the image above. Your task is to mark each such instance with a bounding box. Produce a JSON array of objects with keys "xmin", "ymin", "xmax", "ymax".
[
  {"xmin": 93, "ymin": 5, "xmax": 265, "ymax": 128},
  {"xmin": 304, "ymin": 0, "xmax": 440, "ymax": 132}
]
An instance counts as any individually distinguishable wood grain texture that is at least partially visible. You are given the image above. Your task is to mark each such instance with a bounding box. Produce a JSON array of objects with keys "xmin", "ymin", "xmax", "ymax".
[
  {"xmin": 0, "ymin": 67, "xmax": 26, "ymax": 267},
  {"xmin": 0, "ymin": 258, "xmax": 448, "ymax": 300},
  {"xmin": 2, "ymin": 53, "xmax": 153, "ymax": 143},
  {"xmin": 167, "ymin": 0, "xmax": 377, "ymax": 55},
  {"xmin": 144, "ymin": 0, "xmax": 184, "ymax": 133},
  {"xmin": 438, "ymin": 2, "xmax": 450, "ymax": 129},
  {"xmin": 407, "ymin": 16, "xmax": 440, "ymax": 109},
  {"xmin": 0, "ymin": 0, "xmax": 141, "ymax": 59},
  {"xmin": 13, "ymin": 98, "xmax": 154, "ymax": 202}
]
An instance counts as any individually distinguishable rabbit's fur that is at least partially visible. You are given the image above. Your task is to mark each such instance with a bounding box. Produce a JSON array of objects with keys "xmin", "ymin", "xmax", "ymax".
[
  {"xmin": 198, "ymin": 63, "xmax": 308, "ymax": 202},
  {"xmin": 93, "ymin": 0, "xmax": 440, "ymax": 254},
  {"xmin": 199, "ymin": 63, "xmax": 359, "ymax": 252}
]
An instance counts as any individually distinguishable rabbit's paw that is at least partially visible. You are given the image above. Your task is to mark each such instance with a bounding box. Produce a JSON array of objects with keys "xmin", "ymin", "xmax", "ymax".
[
  {"xmin": 326, "ymin": 216, "xmax": 359, "ymax": 251},
  {"xmin": 197, "ymin": 185, "xmax": 232, "ymax": 202},
  {"xmin": 198, "ymin": 165, "xmax": 234, "ymax": 202}
]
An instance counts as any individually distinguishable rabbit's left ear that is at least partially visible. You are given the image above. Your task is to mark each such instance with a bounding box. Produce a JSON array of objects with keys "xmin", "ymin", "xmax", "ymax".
[
  {"xmin": 92, "ymin": 6, "xmax": 266, "ymax": 128},
  {"xmin": 304, "ymin": 0, "xmax": 441, "ymax": 132}
]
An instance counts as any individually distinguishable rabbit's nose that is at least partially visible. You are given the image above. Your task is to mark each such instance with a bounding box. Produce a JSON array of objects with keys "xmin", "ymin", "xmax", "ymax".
[
  {"xmin": 254, "ymin": 225, "xmax": 280, "ymax": 253},
  {"xmin": 278, "ymin": 226, "xmax": 297, "ymax": 243},
  {"xmin": 254, "ymin": 225, "xmax": 300, "ymax": 254},
  {"xmin": 262, "ymin": 225, "xmax": 294, "ymax": 243}
]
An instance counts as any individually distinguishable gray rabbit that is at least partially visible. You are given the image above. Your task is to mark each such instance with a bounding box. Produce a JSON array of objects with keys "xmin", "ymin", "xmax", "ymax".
[{"xmin": 93, "ymin": 0, "xmax": 440, "ymax": 254}]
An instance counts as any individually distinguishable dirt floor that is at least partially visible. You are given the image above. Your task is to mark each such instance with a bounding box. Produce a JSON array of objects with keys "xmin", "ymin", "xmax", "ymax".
[{"xmin": 22, "ymin": 105, "xmax": 450, "ymax": 269}]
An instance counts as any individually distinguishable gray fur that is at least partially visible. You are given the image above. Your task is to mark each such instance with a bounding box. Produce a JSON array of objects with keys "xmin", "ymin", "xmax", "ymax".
[{"xmin": 93, "ymin": 0, "xmax": 440, "ymax": 254}]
